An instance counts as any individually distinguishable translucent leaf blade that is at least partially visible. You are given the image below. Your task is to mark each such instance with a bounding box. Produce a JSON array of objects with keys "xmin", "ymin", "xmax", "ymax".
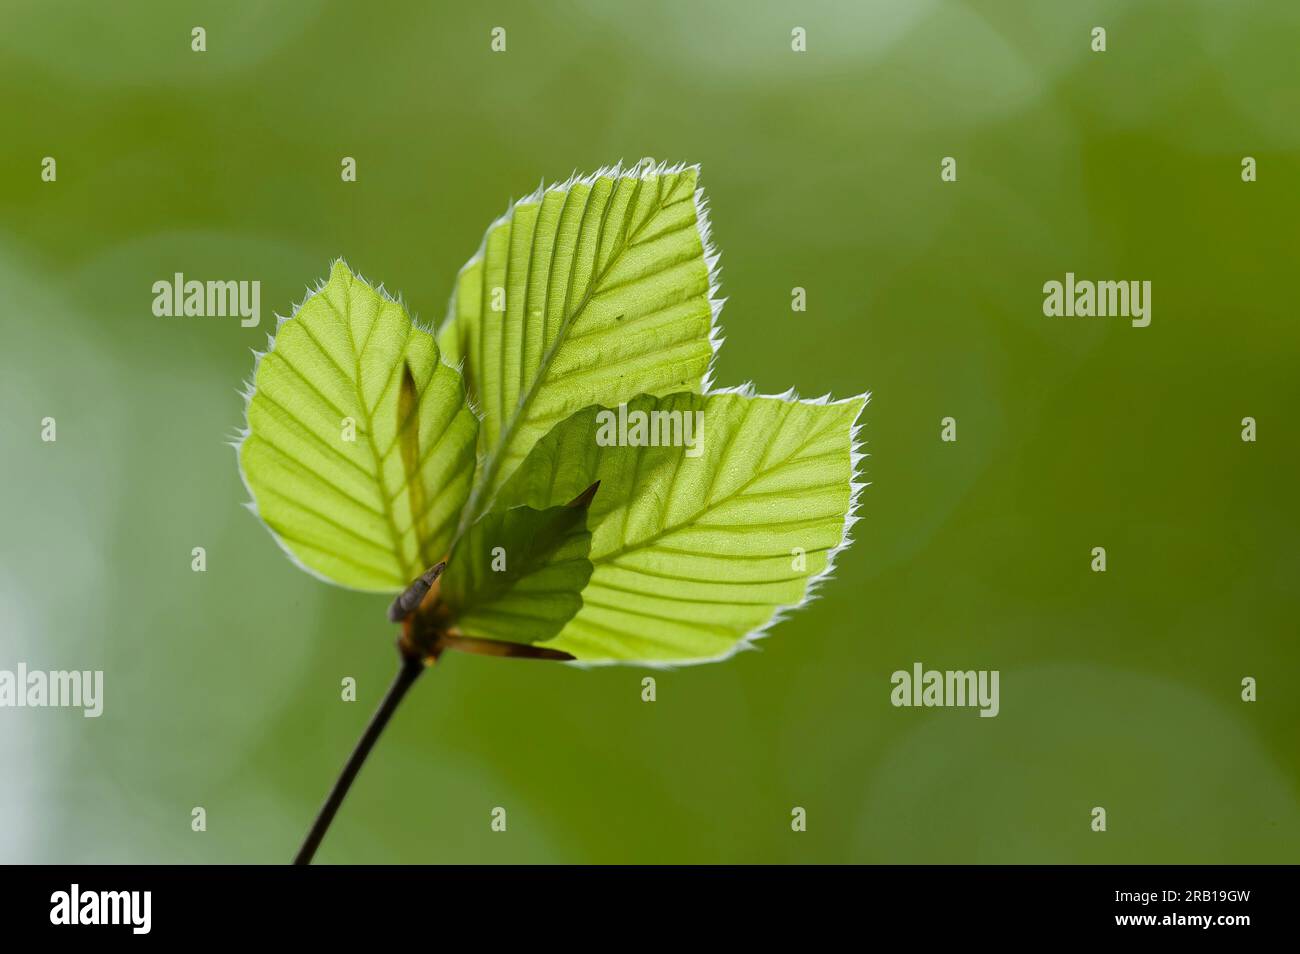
[
  {"xmin": 439, "ymin": 496, "xmax": 596, "ymax": 645},
  {"xmin": 238, "ymin": 260, "xmax": 479, "ymax": 592},
  {"xmin": 439, "ymin": 161, "xmax": 722, "ymax": 521},
  {"xmin": 496, "ymin": 390, "xmax": 867, "ymax": 664}
]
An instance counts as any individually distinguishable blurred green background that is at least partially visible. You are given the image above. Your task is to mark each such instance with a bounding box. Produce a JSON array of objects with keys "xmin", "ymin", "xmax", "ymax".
[{"xmin": 2, "ymin": 0, "xmax": 1297, "ymax": 863}]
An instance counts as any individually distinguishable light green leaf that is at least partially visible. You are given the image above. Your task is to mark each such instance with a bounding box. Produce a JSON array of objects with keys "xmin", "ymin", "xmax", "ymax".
[
  {"xmin": 440, "ymin": 490, "xmax": 597, "ymax": 645},
  {"xmin": 495, "ymin": 390, "xmax": 867, "ymax": 664},
  {"xmin": 439, "ymin": 161, "xmax": 722, "ymax": 526},
  {"xmin": 238, "ymin": 260, "xmax": 479, "ymax": 592}
]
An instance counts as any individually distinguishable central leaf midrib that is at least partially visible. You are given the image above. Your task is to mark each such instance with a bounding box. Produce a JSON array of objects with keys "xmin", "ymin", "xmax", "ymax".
[
  {"xmin": 314, "ymin": 285, "xmax": 412, "ymax": 582},
  {"xmin": 465, "ymin": 171, "xmax": 691, "ymax": 528},
  {"xmin": 593, "ymin": 403, "xmax": 845, "ymax": 568}
]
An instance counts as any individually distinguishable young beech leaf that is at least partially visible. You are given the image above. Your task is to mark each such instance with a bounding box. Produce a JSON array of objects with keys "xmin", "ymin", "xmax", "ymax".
[
  {"xmin": 438, "ymin": 161, "xmax": 723, "ymax": 525},
  {"xmin": 238, "ymin": 261, "xmax": 479, "ymax": 592},
  {"xmin": 439, "ymin": 490, "xmax": 597, "ymax": 645},
  {"xmin": 495, "ymin": 390, "xmax": 867, "ymax": 665}
]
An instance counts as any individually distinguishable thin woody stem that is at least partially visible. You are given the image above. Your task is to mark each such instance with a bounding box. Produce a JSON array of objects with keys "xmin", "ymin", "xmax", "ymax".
[
  {"xmin": 292, "ymin": 548, "xmax": 579, "ymax": 864},
  {"xmin": 293, "ymin": 649, "xmax": 427, "ymax": 865}
]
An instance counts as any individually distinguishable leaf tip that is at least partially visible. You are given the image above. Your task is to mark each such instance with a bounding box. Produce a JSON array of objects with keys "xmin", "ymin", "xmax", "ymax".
[{"xmin": 566, "ymin": 480, "xmax": 601, "ymax": 511}]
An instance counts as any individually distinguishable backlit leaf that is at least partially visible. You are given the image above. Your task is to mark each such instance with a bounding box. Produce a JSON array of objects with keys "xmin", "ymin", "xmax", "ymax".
[
  {"xmin": 439, "ymin": 488, "xmax": 597, "ymax": 645},
  {"xmin": 238, "ymin": 261, "xmax": 479, "ymax": 592},
  {"xmin": 439, "ymin": 161, "xmax": 723, "ymax": 527},
  {"xmin": 495, "ymin": 390, "xmax": 867, "ymax": 664}
]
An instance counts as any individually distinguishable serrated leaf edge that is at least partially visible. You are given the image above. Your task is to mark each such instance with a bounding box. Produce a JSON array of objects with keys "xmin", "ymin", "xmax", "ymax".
[
  {"xmin": 562, "ymin": 382, "xmax": 871, "ymax": 670},
  {"xmin": 229, "ymin": 257, "xmax": 481, "ymax": 593},
  {"xmin": 439, "ymin": 158, "xmax": 727, "ymax": 402}
]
